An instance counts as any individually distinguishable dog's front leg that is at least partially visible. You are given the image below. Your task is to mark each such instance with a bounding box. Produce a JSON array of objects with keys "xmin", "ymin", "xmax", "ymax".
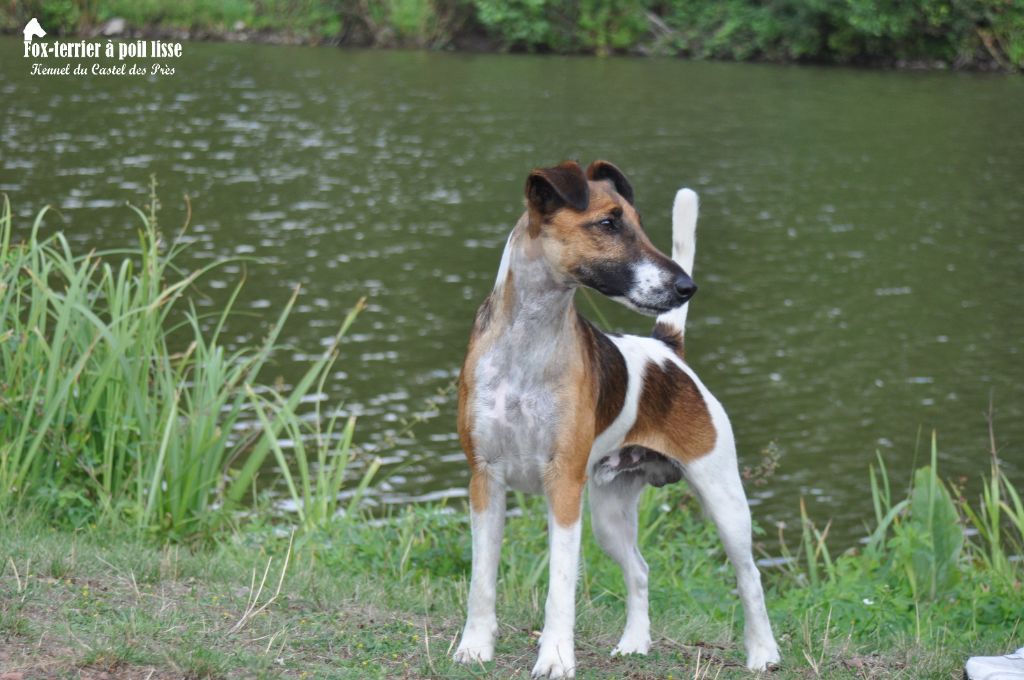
[
  {"xmin": 532, "ymin": 476, "xmax": 584, "ymax": 679},
  {"xmin": 455, "ymin": 468, "xmax": 507, "ymax": 664}
]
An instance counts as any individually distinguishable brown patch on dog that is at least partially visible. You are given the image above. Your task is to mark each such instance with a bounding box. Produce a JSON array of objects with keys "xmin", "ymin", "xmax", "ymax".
[
  {"xmin": 625, "ymin": 360, "xmax": 716, "ymax": 462},
  {"xmin": 576, "ymin": 314, "xmax": 627, "ymax": 433},
  {"xmin": 652, "ymin": 321, "xmax": 685, "ymax": 359},
  {"xmin": 585, "ymin": 159, "xmax": 635, "ymax": 204},
  {"xmin": 526, "ymin": 161, "xmax": 589, "ymax": 237},
  {"xmin": 520, "ymin": 161, "xmax": 680, "ymax": 302},
  {"xmin": 545, "ymin": 424, "xmax": 590, "ymax": 527}
]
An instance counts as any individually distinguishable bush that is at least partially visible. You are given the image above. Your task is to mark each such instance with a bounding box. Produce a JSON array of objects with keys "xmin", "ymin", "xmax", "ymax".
[{"xmin": 3, "ymin": 1, "xmax": 1019, "ymax": 68}]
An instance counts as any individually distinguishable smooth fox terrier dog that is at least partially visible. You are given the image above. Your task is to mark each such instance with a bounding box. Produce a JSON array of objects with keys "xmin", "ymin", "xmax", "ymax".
[{"xmin": 453, "ymin": 160, "xmax": 780, "ymax": 678}]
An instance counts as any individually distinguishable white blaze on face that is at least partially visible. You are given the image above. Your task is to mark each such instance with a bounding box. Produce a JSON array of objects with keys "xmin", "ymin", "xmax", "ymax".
[{"xmin": 630, "ymin": 260, "xmax": 668, "ymax": 306}]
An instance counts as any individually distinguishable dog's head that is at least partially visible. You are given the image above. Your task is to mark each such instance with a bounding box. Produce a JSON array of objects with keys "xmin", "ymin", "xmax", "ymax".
[{"xmin": 524, "ymin": 160, "xmax": 695, "ymax": 316}]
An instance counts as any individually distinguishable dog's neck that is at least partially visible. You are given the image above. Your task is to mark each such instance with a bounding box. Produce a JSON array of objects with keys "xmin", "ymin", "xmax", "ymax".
[{"xmin": 490, "ymin": 218, "xmax": 578, "ymax": 351}]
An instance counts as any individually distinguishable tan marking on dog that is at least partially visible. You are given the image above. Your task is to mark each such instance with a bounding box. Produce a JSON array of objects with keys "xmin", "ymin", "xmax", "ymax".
[
  {"xmin": 457, "ymin": 345, "xmax": 475, "ymax": 461},
  {"xmin": 542, "ymin": 194, "xmax": 626, "ymax": 268},
  {"xmin": 458, "ymin": 295, "xmax": 503, "ymax": 513},
  {"xmin": 542, "ymin": 317, "xmax": 597, "ymax": 527},
  {"xmin": 501, "ymin": 269, "xmax": 515, "ymax": 316},
  {"xmin": 625, "ymin": 360, "xmax": 716, "ymax": 462},
  {"xmin": 534, "ymin": 183, "xmax": 668, "ymax": 287},
  {"xmin": 468, "ymin": 468, "xmax": 490, "ymax": 514}
]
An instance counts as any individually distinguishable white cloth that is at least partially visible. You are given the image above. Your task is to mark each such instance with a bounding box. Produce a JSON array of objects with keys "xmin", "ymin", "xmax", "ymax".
[{"xmin": 966, "ymin": 647, "xmax": 1024, "ymax": 680}]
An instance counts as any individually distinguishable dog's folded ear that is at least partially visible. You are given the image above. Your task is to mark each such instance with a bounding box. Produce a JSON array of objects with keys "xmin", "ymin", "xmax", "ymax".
[
  {"xmin": 526, "ymin": 161, "xmax": 589, "ymax": 235},
  {"xmin": 586, "ymin": 160, "xmax": 634, "ymax": 205}
]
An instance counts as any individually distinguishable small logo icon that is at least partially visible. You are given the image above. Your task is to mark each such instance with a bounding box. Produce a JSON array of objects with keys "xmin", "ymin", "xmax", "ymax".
[{"xmin": 23, "ymin": 17, "xmax": 46, "ymax": 42}]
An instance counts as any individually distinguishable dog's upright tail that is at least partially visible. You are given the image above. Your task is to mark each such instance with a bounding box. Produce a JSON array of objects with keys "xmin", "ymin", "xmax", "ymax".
[{"xmin": 654, "ymin": 188, "xmax": 699, "ymax": 358}]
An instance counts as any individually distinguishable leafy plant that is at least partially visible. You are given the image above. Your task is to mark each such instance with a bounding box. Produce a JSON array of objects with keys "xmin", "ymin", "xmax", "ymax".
[{"xmin": 470, "ymin": 0, "xmax": 555, "ymax": 50}]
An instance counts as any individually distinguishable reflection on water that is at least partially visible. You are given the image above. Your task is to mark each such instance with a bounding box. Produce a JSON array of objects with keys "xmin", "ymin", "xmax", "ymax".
[{"xmin": 2, "ymin": 39, "xmax": 1022, "ymax": 545}]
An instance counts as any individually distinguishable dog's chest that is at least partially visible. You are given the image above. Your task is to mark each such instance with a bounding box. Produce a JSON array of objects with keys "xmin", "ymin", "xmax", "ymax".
[{"xmin": 471, "ymin": 345, "xmax": 562, "ymax": 493}]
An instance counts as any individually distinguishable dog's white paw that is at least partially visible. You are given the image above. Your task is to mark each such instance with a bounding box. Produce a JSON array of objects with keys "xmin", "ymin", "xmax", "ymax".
[
  {"xmin": 611, "ymin": 628, "xmax": 651, "ymax": 656},
  {"xmin": 453, "ymin": 625, "xmax": 496, "ymax": 665},
  {"xmin": 532, "ymin": 637, "xmax": 576, "ymax": 678},
  {"xmin": 453, "ymin": 641, "xmax": 494, "ymax": 665},
  {"xmin": 745, "ymin": 641, "xmax": 781, "ymax": 671}
]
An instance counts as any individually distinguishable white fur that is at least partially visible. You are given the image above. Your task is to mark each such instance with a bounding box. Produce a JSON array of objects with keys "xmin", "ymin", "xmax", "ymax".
[
  {"xmin": 493, "ymin": 229, "xmax": 515, "ymax": 288},
  {"xmin": 471, "ymin": 231, "xmax": 574, "ymax": 494},
  {"xmin": 454, "ymin": 483, "xmax": 507, "ymax": 664},
  {"xmin": 609, "ymin": 294, "xmax": 658, "ymax": 316},
  {"xmin": 682, "ymin": 445, "xmax": 781, "ymax": 669},
  {"xmin": 674, "ymin": 356, "xmax": 780, "ymax": 669},
  {"xmin": 672, "ymin": 188, "xmax": 699, "ymax": 273},
  {"xmin": 656, "ymin": 188, "xmax": 699, "ymax": 337},
  {"xmin": 532, "ymin": 514, "xmax": 582, "ymax": 678},
  {"xmin": 590, "ymin": 474, "xmax": 651, "ymax": 655},
  {"xmin": 631, "ymin": 260, "xmax": 663, "ymax": 298}
]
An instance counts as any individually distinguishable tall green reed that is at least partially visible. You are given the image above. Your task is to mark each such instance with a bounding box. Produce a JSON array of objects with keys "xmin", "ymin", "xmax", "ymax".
[
  {"xmin": 0, "ymin": 184, "xmax": 364, "ymax": 538},
  {"xmin": 789, "ymin": 431, "xmax": 1019, "ymax": 609},
  {"xmin": 959, "ymin": 405, "xmax": 1024, "ymax": 583}
]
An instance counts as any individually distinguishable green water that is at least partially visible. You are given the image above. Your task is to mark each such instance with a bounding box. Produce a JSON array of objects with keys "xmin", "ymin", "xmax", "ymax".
[{"xmin": 2, "ymin": 38, "xmax": 1022, "ymax": 544}]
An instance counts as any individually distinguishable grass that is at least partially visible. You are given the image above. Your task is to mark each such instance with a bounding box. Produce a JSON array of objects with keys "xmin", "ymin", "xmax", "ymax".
[
  {"xmin": 2, "ymin": 444, "xmax": 1021, "ymax": 678},
  {"xmin": 0, "ymin": 184, "xmax": 368, "ymax": 540}
]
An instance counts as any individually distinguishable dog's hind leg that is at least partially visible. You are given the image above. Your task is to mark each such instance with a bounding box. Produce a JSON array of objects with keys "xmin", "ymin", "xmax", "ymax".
[
  {"xmin": 681, "ymin": 438, "xmax": 780, "ymax": 671},
  {"xmin": 588, "ymin": 474, "xmax": 651, "ymax": 656},
  {"xmin": 454, "ymin": 468, "xmax": 507, "ymax": 664}
]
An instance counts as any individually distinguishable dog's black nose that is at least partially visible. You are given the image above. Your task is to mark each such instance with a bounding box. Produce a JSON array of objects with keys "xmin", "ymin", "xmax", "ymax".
[{"xmin": 674, "ymin": 274, "xmax": 697, "ymax": 303}]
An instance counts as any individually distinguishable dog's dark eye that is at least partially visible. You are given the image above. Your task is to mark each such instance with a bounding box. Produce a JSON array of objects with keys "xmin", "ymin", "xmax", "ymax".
[{"xmin": 598, "ymin": 217, "xmax": 617, "ymax": 230}]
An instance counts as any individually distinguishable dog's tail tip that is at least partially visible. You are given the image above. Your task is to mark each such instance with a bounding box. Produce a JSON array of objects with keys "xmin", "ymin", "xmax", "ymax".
[
  {"xmin": 673, "ymin": 187, "xmax": 699, "ymax": 214},
  {"xmin": 671, "ymin": 187, "xmax": 698, "ymax": 272},
  {"xmin": 672, "ymin": 188, "xmax": 698, "ymax": 232}
]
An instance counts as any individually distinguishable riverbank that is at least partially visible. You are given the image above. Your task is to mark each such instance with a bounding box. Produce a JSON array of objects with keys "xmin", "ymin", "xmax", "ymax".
[
  {"xmin": 2, "ymin": 0, "xmax": 1021, "ymax": 71},
  {"xmin": 2, "ymin": 457, "xmax": 1021, "ymax": 679}
]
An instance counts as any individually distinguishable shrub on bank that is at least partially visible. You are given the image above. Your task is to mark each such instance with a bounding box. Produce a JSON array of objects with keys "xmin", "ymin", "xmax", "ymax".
[{"xmin": 2, "ymin": 0, "xmax": 1021, "ymax": 69}]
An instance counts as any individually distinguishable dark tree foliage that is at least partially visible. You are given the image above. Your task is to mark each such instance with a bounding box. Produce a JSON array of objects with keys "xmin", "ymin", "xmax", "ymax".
[{"xmin": 4, "ymin": 0, "xmax": 1022, "ymax": 69}]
